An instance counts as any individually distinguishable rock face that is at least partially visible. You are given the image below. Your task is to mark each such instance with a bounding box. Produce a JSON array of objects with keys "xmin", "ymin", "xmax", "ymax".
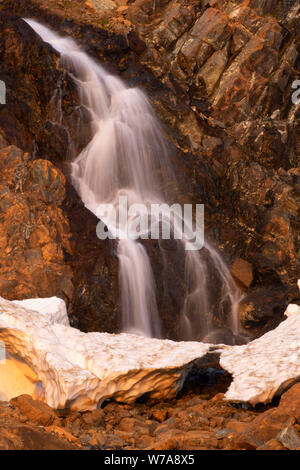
[
  {"xmin": 0, "ymin": 0, "xmax": 299, "ymax": 337},
  {"xmin": 0, "ymin": 145, "xmax": 73, "ymax": 302},
  {"xmin": 1, "ymin": 296, "xmax": 300, "ymax": 411}
]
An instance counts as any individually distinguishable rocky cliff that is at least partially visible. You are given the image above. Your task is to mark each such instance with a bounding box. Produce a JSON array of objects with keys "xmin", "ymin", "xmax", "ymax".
[{"xmin": 0, "ymin": 0, "xmax": 299, "ymax": 338}]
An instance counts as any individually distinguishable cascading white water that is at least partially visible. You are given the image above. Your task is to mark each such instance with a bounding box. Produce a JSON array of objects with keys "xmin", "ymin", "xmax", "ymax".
[{"xmin": 25, "ymin": 19, "xmax": 245, "ymax": 344}]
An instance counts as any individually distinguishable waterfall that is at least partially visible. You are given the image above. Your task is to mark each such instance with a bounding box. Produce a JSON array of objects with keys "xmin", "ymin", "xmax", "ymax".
[{"xmin": 24, "ymin": 18, "xmax": 245, "ymax": 344}]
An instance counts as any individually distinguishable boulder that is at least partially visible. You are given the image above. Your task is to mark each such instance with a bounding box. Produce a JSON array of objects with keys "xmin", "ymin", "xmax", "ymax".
[
  {"xmin": 230, "ymin": 258, "xmax": 253, "ymax": 290},
  {"xmin": 277, "ymin": 426, "xmax": 300, "ymax": 450},
  {"xmin": 230, "ymin": 409, "xmax": 294, "ymax": 449},
  {"xmin": 278, "ymin": 383, "xmax": 300, "ymax": 423},
  {"xmin": 10, "ymin": 394, "xmax": 59, "ymax": 427},
  {"xmin": 0, "ymin": 145, "xmax": 73, "ymax": 303}
]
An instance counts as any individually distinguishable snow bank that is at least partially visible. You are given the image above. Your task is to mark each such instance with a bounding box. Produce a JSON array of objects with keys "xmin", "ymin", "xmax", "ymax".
[
  {"xmin": 221, "ymin": 303, "xmax": 300, "ymax": 404},
  {"xmin": 1, "ymin": 295, "xmax": 300, "ymax": 409},
  {"xmin": 0, "ymin": 296, "xmax": 211, "ymax": 409}
]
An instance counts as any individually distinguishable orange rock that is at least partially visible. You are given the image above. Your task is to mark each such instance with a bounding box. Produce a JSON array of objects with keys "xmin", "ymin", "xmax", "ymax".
[
  {"xmin": 230, "ymin": 409, "xmax": 295, "ymax": 450},
  {"xmin": 257, "ymin": 439, "xmax": 286, "ymax": 450},
  {"xmin": 279, "ymin": 384, "xmax": 300, "ymax": 423},
  {"xmin": 81, "ymin": 409, "xmax": 104, "ymax": 427},
  {"xmin": 226, "ymin": 420, "xmax": 248, "ymax": 433},
  {"xmin": 231, "ymin": 257, "xmax": 253, "ymax": 290},
  {"xmin": 146, "ymin": 437, "xmax": 178, "ymax": 450},
  {"xmin": 45, "ymin": 425, "xmax": 80, "ymax": 446},
  {"xmin": 90, "ymin": 431, "xmax": 106, "ymax": 448},
  {"xmin": 175, "ymin": 430, "xmax": 218, "ymax": 449},
  {"xmin": 151, "ymin": 408, "xmax": 168, "ymax": 423},
  {"xmin": 210, "ymin": 393, "xmax": 225, "ymax": 402},
  {"xmin": 0, "ymin": 145, "xmax": 74, "ymax": 303},
  {"xmin": 11, "ymin": 395, "xmax": 59, "ymax": 427}
]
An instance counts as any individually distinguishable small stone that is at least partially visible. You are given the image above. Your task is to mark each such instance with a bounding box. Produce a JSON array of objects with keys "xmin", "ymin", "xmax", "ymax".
[
  {"xmin": 216, "ymin": 428, "xmax": 231, "ymax": 439},
  {"xmin": 11, "ymin": 395, "xmax": 59, "ymax": 427},
  {"xmin": 257, "ymin": 439, "xmax": 286, "ymax": 450},
  {"xmin": 146, "ymin": 437, "xmax": 178, "ymax": 450},
  {"xmin": 90, "ymin": 431, "xmax": 106, "ymax": 448},
  {"xmin": 210, "ymin": 393, "xmax": 225, "ymax": 402},
  {"xmin": 226, "ymin": 420, "xmax": 248, "ymax": 433},
  {"xmin": 81, "ymin": 409, "xmax": 104, "ymax": 427},
  {"xmin": 279, "ymin": 383, "xmax": 300, "ymax": 423},
  {"xmin": 176, "ymin": 430, "xmax": 218, "ymax": 449},
  {"xmin": 45, "ymin": 425, "xmax": 79, "ymax": 445},
  {"xmin": 105, "ymin": 433, "xmax": 126, "ymax": 449},
  {"xmin": 151, "ymin": 408, "xmax": 168, "ymax": 423},
  {"xmin": 277, "ymin": 426, "xmax": 300, "ymax": 450},
  {"xmin": 231, "ymin": 258, "xmax": 253, "ymax": 289}
]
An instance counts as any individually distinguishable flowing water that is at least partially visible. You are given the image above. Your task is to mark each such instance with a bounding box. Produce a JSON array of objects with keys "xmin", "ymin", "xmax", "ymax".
[{"xmin": 24, "ymin": 19, "xmax": 245, "ymax": 344}]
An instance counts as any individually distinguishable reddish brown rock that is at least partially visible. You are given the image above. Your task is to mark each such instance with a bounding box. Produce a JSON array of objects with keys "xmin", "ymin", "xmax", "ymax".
[
  {"xmin": 10, "ymin": 395, "xmax": 59, "ymax": 427},
  {"xmin": 0, "ymin": 424, "xmax": 78, "ymax": 450},
  {"xmin": 225, "ymin": 420, "xmax": 248, "ymax": 434},
  {"xmin": 0, "ymin": 145, "xmax": 73, "ymax": 302},
  {"xmin": 257, "ymin": 439, "xmax": 287, "ymax": 450},
  {"xmin": 44, "ymin": 425, "xmax": 79, "ymax": 445},
  {"xmin": 175, "ymin": 430, "xmax": 218, "ymax": 450},
  {"xmin": 230, "ymin": 409, "xmax": 295, "ymax": 450},
  {"xmin": 278, "ymin": 384, "xmax": 300, "ymax": 423},
  {"xmin": 146, "ymin": 436, "xmax": 178, "ymax": 450},
  {"xmin": 151, "ymin": 408, "xmax": 168, "ymax": 423},
  {"xmin": 81, "ymin": 409, "xmax": 105, "ymax": 428},
  {"xmin": 231, "ymin": 258, "xmax": 253, "ymax": 290}
]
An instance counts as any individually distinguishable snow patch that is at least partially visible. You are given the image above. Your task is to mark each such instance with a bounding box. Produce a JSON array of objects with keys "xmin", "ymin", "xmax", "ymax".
[
  {"xmin": 0, "ymin": 296, "xmax": 211, "ymax": 409},
  {"xmin": 2, "ymin": 295, "xmax": 300, "ymax": 409}
]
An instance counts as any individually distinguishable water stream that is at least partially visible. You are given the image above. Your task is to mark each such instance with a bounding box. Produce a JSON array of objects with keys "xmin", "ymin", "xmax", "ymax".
[{"xmin": 24, "ymin": 19, "xmax": 244, "ymax": 344}]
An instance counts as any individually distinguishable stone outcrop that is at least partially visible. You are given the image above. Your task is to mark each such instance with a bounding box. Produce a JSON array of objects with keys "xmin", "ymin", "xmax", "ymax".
[{"xmin": 0, "ymin": 145, "xmax": 73, "ymax": 302}]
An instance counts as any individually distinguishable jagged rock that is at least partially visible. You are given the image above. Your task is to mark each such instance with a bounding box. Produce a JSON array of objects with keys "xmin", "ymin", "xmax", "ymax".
[
  {"xmin": 230, "ymin": 258, "xmax": 253, "ymax": 290},
  {"xmin": 257, "ymin": 438, "xmax": 286, "ymax": 450},
  {"xmin": 230, "ymin": 409, "xmax": 295, "ymax": 449},
  {"xmin": 278, "ymin": 383, "xmax": 300, "ymax": 423},
  {"xmin": 0, "ymin": 145, "xmax": 73, "ymax": 302},
  {"xmin": 11, "ymin": 394, "xmax": 60, "ymax": 427},
  {"xmin": 277, "ymin": 425, "xmax": 300, "ymax": 450}
]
